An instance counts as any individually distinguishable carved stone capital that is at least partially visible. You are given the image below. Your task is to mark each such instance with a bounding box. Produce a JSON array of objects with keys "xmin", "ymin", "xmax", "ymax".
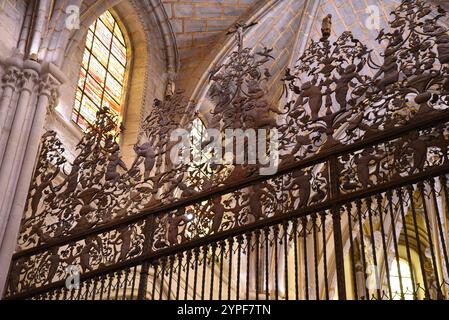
[
  {"xmin": 40, "ymin": 74, "xmax": 61, "ymax": 116},
  {"xmin": 17, "ymin": 69, "xmax": 40, "ymax": 94},
  {"xmin": 1, "ymin": 66, "xmax": 21, "ymax": 90},
  {"xmin": 47, "ymin": 89, "xmax": 60, "ymax": 116},
  {"xmin": 38, "ymin": 74, "xmax": 57, "ymax": 96}
]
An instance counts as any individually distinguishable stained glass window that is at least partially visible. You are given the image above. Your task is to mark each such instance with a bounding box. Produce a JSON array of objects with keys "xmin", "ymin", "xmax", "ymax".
[
  {"xmin": 191, "ymin": 118, "xmax": 208, "ymax": 164},
  {"xmin": 189, "ymin": 118, "xmax": 212, "ymax": 181},
  {"xmin": 72, "ymin": 10, "xmax": 127, "ymax": 132}
]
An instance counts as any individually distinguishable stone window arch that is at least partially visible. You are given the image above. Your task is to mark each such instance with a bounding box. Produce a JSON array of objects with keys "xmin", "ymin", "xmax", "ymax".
[
  {"xmin": 46, "ymin": 1, "xmax": 174, "ymax": 163},
  {"xmin": 72, "ymin": 10, "xmax": 129, "ymax": 132}
]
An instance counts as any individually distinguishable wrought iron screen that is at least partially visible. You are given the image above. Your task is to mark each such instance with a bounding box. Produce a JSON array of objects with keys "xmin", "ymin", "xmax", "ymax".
[{"xmin": 4, "ymin": 0, "xmax": 449, "ymax": 300}]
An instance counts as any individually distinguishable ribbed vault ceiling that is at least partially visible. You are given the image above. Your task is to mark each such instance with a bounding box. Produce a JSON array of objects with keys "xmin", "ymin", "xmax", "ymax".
[{"xmin": 160, "ymin": 0, "xmax": 260, "ymax": 87}]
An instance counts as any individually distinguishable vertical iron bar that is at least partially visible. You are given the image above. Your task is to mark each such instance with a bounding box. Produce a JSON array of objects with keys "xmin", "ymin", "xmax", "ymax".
[
  {"xmin": 320, "ymin": 212, "xmax": 329, "ymax": 300},
  {"xmin": 137, "ymin": 262, "xmax": 149, "ymax": 300},
  {"xmin": 356, "ymin": 200, "xmax": 369, "ymax": 300},
  {"xmin": 63, "ymin": 286, "xmax": 68, "ymax": 300},
  {"xmin": 246, "ymin": 232, "xmax": 252, "ymax": 300},
  {"xmin": 255, "ymin": 230, "xmax": 260, "ymax": 300},
  {"xmin": 283, "ymin": 221, "xmax": 289, "ymax": 301},
  {"xmin": 346, "ymin": 203, "xmax": 358, "ymax": 300},
  {"xmin": 151, "ymin": 263, "xmax": 158, "ymax": 300},
  {"xmin": 329, "ymin": 155, "xmax": 346, "ymax": 300},
  {"xmin": 55, "ymin": 288, "xmax": 62, "ymax": 301},
  {"xmin": 186, "ymin": 250, "xmax": 193, "ymax": 300},
  {"xmin": 209, "ymin": 242, "xmax": 217, "ymax": 300},
  {"xmin": 274, "ymin": 226, "xmax": 279, "ymax": 300},
  {"xmin": 396, "ymin": 188, "xmax": 417, "ymax": 299},
  {"xmin": 228, "ymin": 238, "xmax": 234, "ymax": 300},
  {"xmin": 130, "ymin": 266, "xmax": 137, "ymax": 300},
  {"xmin": 430, "ymin": 178, "xmax": 449, "ymax": 281},
  {"xmin": 115, "ymin": 272, "xmax": 122, "ymax": 300},
  {"xmin": 191, "ymin": 249, "xmax": 198, "ymax": 300},
  {"xmin": 376, "ymin": 194, "xmax": 393, "ymax": 299},
  {"xmin": 264, "ymin": 227, "xmax": 270, "ymax": 300},
  {"xmin": 407, "ymin": 185, "xmax": 430, "ymax": 299},
  {"xmin": 236, "ymin": 235, "xmax": 243, "ymax": 300},
  {"xmin": 159, "ymin": 258, "xmax": 167, "ymax": 300},
  {"xmin": 62, "ymin": 285, "xmax": 68, "ymax": 301},
  {"xmin": 92, "ymin": 278, "xmax": 98, "ymax": 301},
  {"xmin": 418, "ymin": 182, "xmax": 442, "ymax": 298},
  {"xmin": 167, "ymin": 256, "xmax": 175, "ymax": 300},
  {"xmin": 69, "ymin": 283, "xmax": 76, "ymax": 300},
  {"xmin": 367, "ymin": 197, "xmax": 381, "ymax": 300},
  {"xmin": 138, "ymin": 216, "xmax": 156, "ymax": 300},
  {"xmin": 209, "ymin": 243, "xmax": 217, "ymax": 300},
  {"xmin": 332, "ymin": 206, "xmax": 347, "ymax": 300},
  {"xmin": 386, "ymin": 190, "xmax": 404, "ymax": 299},
  {"xmin": 77, "ymin": 280, "xmax": 84, "ymax": 300},
  {"xmin": 176, "ymin": 253, "xmax": 183, "ymax": 300},
  {"xmin": 201, "ymin": 246, "xmax": 207, "ymax": 300},
  {"xmin": 106, "ymin": 273, "xmax": 113, "ymax": 300},
  {"xmin": 301, "ymin": 217, "xmax": 309, "ymax": 300},
  {"xmin": 219, "ymin": 241, "xmax": 225, "ymax": 300},
  {"xmin": 122, "ymin": 268, "xmax": 130, "ymax": 300},
  {"xmin": 312, "ymin": 214, "xmax": 319, "ymax": 300},
  {"xmin": 293, "ymin": 220, "xmax": 299, "ymax": 300}
]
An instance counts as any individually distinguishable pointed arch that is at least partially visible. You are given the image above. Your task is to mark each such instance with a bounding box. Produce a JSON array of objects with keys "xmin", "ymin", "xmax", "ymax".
[
  {"xmin": 72, "ymin": 10, "xmax": 128, "ymax": 131},
  {"xmin": 41, "ymin": 0, "xmax": 172, "ymax": 164}
]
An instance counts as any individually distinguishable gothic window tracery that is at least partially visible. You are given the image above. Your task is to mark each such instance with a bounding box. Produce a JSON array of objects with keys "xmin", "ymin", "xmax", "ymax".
[{"xmin": 72, "ymin": 10, "xmax": 128, "ymax": 132}]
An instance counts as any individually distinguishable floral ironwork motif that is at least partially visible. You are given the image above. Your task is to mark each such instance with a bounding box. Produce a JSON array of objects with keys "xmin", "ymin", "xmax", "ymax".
[
  {"xmin": 206, "ymin": 21, "xmax": 282, "ymax": 180},
  {"xmin": 279, "ymin": 0, "xmax": 449, "ymax": 164},
  {"xmin": 208, "ymin": 21, "xmax": 280, "ymax": 132}
]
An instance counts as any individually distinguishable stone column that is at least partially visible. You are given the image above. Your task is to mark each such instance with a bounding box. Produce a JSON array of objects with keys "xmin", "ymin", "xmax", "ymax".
[
  {"xmin": 0, "ymin": 69, "xmax": 61, "ymax": 296},
  {"xmin": 0, "ymin": 60, "xmax": 40, "ymax": 241},
  {"xmin": 29, "ymin": 0, "xmax": 52, "ymax": 60},
  {"xmin": 0, "ymin": 57, "xmax": 24, "ymax": 165}
]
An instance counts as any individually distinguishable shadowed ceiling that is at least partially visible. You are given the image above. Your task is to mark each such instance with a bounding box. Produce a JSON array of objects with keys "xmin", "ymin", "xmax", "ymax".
[{"xmin": 160, "ymin": 0, "xmax": 261, "ymax": 93}]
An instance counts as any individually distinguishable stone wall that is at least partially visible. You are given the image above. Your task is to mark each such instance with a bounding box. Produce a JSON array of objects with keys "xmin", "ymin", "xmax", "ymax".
[
  {"xmin": 0, "ymin": 0, "xmax": 26, "ymax": 86},
  {"xmin": 0, "ymin": 0, "xmax": 26, "ymax": 58}
]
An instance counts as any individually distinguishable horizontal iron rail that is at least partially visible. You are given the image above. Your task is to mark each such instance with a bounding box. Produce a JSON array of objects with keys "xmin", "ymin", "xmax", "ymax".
[
  {"xmin": 13, "ymin": 110, "xmax": 449, "ymax": 260},
  {"xmin": 7, "ymin": 162, "xmax": 449, "ymax": 300}
]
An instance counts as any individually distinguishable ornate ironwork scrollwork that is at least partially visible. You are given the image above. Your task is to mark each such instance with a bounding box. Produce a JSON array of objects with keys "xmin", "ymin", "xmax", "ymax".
[{"xmin": 7, "ymin": 0, "xmax": 449, "ymax": 299}]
